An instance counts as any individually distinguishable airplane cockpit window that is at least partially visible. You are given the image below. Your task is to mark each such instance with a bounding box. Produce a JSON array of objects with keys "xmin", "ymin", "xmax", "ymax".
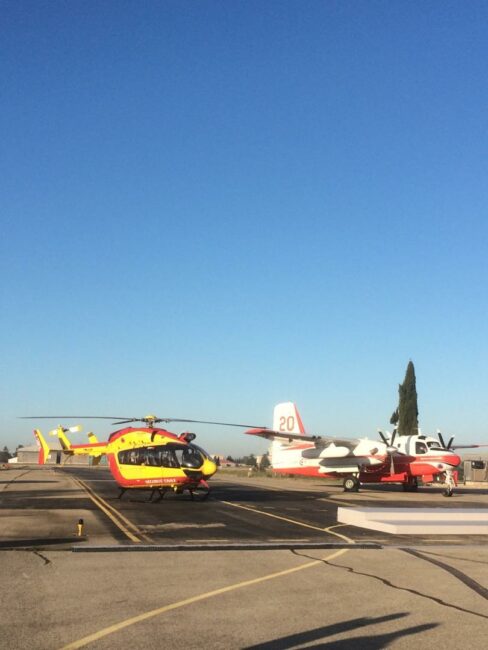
[
  {"xmin": 415, "ymin": 441, "xmax": 428, "ymax": 454},
  {"xmin": 427, "ymin": 441, "xmax": 443, "ymax": 451}
]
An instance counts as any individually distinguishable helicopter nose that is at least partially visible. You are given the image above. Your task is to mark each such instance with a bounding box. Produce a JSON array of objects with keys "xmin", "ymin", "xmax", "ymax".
[{"xmin": 202, "ymin": 458, "xmax": 218, "ymax": 478}]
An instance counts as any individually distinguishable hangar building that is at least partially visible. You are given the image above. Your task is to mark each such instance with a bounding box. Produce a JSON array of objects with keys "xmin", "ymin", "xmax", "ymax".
[
  {"xmin": 16, "ymin": 440, "xmax": 92, "ymax": 466},
  {"xmin": 462, "ymin": 451, "xmax": 488, "ymax": 484}
]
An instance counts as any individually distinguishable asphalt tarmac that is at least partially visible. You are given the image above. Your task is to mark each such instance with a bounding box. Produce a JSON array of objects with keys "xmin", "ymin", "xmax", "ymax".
[{"xmin": 1, "ymin": 466, "xmax": 487, "ymax": 649}]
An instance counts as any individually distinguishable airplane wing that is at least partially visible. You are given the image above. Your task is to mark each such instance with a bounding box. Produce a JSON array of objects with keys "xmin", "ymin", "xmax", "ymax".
[
  {"xmin": 246, "ymin": 428, "xmax": 319, "ymax": 442},
  {"xmin": 451, "ymin": 444, "xmax": 488, "ymax": 449},
  {"xmin": 245, "ymin": 428, "xmax": 354, "ymax": 447}
]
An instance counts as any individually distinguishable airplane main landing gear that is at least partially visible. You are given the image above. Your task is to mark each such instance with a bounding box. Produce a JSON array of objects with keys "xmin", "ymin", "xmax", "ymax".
[
  {"xmin": 402, "ymin": 477, "xmax": 418, "ymax": 492},
  {"xmin": 343, "ymin": 476, "xmax": 360, "ymax": 492}
]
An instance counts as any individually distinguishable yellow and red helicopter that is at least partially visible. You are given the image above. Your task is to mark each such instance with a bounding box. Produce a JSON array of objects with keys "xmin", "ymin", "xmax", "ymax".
[{"xmin": 26, "ymin": 414, "xmax": 254, "ymax": 501}]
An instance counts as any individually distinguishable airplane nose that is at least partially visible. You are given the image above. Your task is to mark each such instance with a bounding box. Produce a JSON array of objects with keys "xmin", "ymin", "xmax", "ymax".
[{"xmin": 450, "ymin": 453, "xmax": 461, "ymax": 467}]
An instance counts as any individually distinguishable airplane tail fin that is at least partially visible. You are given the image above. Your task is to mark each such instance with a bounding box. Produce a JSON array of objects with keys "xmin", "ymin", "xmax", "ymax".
[
  {"xmin": 34, "ymin": 429, "xmax": 50, "ymax": 465},
  {"xmin": 272, "ymin": 402, "xmax": 306, "ymax": 434}
]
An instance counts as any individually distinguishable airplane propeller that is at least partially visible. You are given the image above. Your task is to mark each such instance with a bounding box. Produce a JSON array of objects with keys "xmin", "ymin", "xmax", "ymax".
[
  {"xmin": 433, "ymin": 429, "xmax": 487, "ymax": 451},
  {"xmin": 378, "ymin": 428, "xmax": 398, "ymax": 474},
  {"xmin": 437, "ymin": 429, "xmax": 454, "ymax": 450}
]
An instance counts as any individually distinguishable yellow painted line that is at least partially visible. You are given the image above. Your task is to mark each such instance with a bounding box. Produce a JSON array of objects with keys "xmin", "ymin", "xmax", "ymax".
[
  {"xmin": 74, "ymin": 478, "xmax": 152, "ymax": 542},
  {"xmin": 70, "ymin": 478, "xmax": 146, "ymax": 544},
  {"xmin": 220, "ymin": 477, "xmax": 353, "ymax": 507},
  {"xmin": 220, "ymin": 500, "xmax": 355, "ymax": 544},
  {"xmin": 59, "ymin": 547, "xmax": 349, "ymax": 650},
  {"xmin": 324, "ymin": 524, "xmax": 356, "ymax": 544}
]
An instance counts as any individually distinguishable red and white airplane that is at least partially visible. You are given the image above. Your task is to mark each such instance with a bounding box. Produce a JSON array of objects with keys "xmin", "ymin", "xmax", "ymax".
[{"xmin": 246, "ymin": 402, "xmax": 480, "ymax": 493}]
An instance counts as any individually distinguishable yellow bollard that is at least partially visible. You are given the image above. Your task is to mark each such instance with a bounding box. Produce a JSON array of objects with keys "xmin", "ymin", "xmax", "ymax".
[{"xmin": 77, "ymin": 518, "xmax": 84, "ymax": 537}]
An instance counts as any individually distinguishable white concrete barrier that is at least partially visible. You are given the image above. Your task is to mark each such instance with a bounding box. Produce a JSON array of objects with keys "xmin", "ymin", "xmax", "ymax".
[{"xmin": 337, "ymin": 507, "xmax": 488, "ymax": 534}]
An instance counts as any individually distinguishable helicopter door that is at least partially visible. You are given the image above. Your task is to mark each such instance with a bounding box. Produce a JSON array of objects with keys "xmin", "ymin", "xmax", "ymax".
[{"xmin": 160, "ymin": 449, "xmax": 178, "ymax": 468}]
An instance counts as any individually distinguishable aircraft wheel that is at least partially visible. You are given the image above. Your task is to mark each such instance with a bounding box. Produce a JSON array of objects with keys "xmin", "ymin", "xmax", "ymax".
[{"xmin": 343, "ymin": 477, "xmax": 359, "ymax": 492}]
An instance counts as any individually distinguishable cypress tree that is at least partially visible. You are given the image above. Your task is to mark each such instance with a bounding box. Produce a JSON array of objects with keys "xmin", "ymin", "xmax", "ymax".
[
  {"xmin": 389, "ymin": 408, "xmax": 399, "ymax": 426},
  {"xmin": 397, "ymin": 360, "xmax": 419, "ymax": 436}
]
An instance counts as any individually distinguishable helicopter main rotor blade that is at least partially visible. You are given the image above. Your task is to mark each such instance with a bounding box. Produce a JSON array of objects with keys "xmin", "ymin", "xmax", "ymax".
[
  {"xmin": 156, "ymin": 418, "xmax": 267, "ymax": 428},
  {"xmin": 20, "ymin": 415, "xmax": 267, "ymax": 428},
  {"xmin": 111, "ymin": 419, "xmax": 139, "ymax": 425},
  {"xmin": 19, "ymin": 416, "xmax": 132, "ymax": 420}
]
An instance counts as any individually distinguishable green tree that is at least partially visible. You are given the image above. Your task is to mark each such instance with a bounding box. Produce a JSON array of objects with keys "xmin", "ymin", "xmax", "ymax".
[
  {"xmin": 397, "ymin": 360, "xmax": 419, "ymax": 436},
  {"xmin": 389, "ymin": 408, "xmax": 399, "ymax": 426},
  {"xmin": 241, "ymin": 454, "xmax": 257, "ymax": 467}
]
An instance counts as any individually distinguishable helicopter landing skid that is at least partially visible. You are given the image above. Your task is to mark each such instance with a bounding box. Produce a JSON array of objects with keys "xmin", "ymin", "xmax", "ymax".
[
  {"xmin": 149, "ymin": 489, "xmax": 167, "ymax": 503},
  {"xmin": 188, "ymin": 480, "xmax": 210, "ymax": 501}
]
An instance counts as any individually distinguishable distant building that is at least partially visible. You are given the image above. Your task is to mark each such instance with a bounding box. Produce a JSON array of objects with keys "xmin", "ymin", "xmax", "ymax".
[
  {"xmin": 213, "ymin": 455, "xmax": 238, "ymax": 467},
  {"xmin": 462, "ymin": 451, "xmax": 488, "ymax": 484},
  {"xmin": 16, "ymin": 440, "xmax": 92, "ymax": 466}
]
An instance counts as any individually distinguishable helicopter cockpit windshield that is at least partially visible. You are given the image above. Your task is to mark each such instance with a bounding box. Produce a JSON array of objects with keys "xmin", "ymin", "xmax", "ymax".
[{"xmin": 175, "ymin": 446, "xmax": 203, "ymax": 469}]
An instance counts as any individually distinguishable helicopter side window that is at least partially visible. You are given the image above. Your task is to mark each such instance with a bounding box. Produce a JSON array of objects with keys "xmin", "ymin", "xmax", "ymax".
[
  {"xmin": 160, "ymin": 449, "xmax": 178, "ymax": 468},
  {"xmin": 139, "ymin": 450, "xmax": 148, "ymax": 465},
  {"xmin": 118, "ymin": 450, "xmax": 127, "ymax": 464},
  {"xmin": 118, "ymin": 449, "xmax": 142, "ymax": 465},
  {"xmin": 145, "ymin": 448, "xmax": 160, "ymax": 467},
  {"xmin": 415, "ymin": 442, "xmax": 428, "ymax": 454}
]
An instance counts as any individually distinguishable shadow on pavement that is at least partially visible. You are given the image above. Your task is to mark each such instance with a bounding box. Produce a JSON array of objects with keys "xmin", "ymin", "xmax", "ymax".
[{"xmin": 243, "ymin": 613, "xmax": 437, "ymax": 649}]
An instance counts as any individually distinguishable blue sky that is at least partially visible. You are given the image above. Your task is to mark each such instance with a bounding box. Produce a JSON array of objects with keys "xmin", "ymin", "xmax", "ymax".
[{"xmin": 1, "ymin": 1, "xmax": 487, "ymax": 455}]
